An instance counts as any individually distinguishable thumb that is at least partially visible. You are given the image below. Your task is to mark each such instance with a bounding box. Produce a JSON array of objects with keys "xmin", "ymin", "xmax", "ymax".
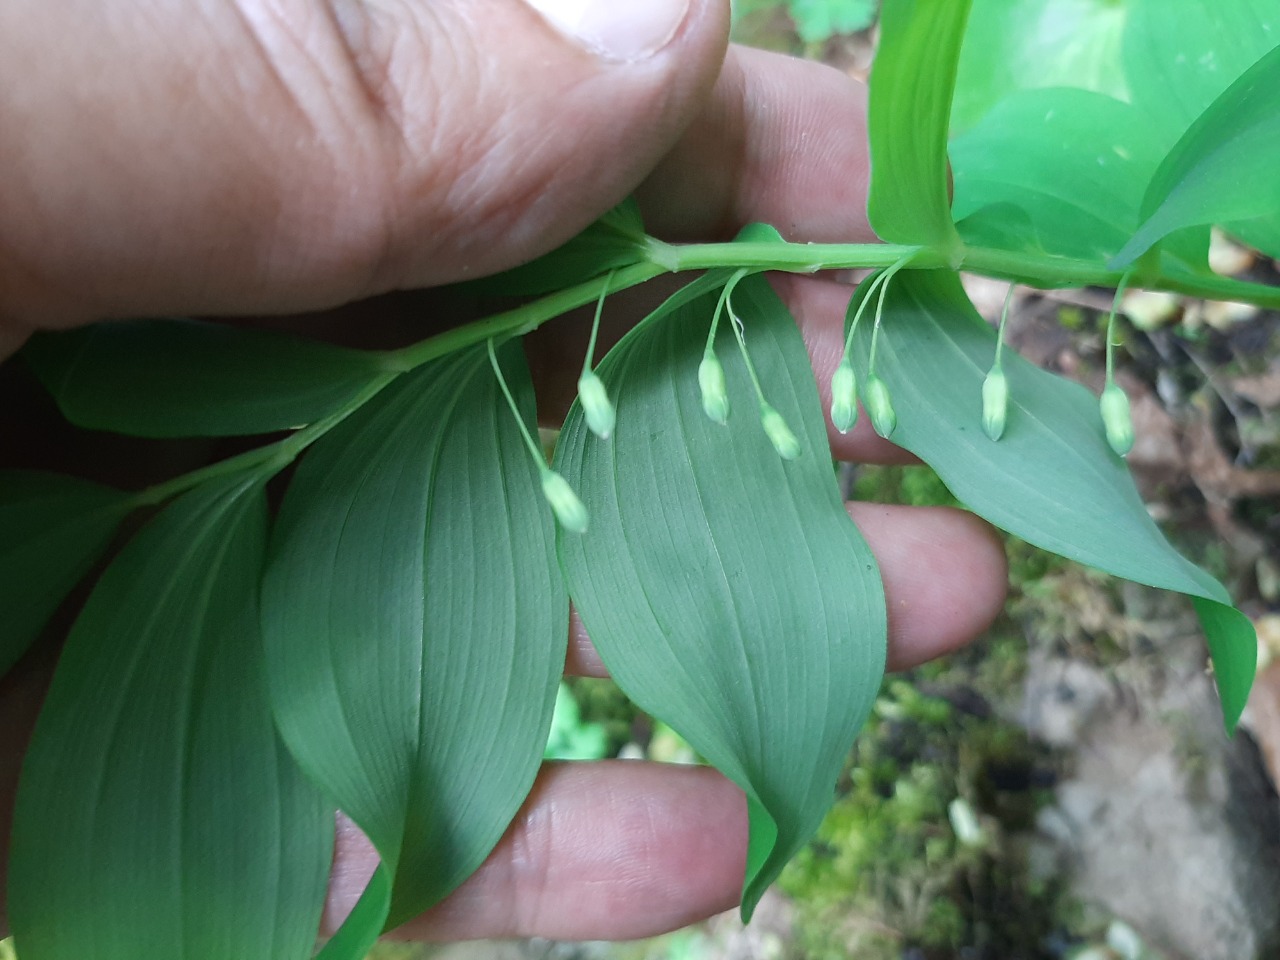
[{"xmin": 0, "ymin": 0, "xmax": 729, "ymax": 327}]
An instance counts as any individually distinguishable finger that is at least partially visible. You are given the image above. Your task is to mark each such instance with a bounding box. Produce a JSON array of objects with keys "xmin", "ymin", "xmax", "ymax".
[
  {"xmin": 850, "ymin": 503, "xmax": 1007, "ymax": 670},
  {"xmin": 0, "ymin": 0, "xmax": 730, "ymax": 328},
  {"xmin": 565, "ymin": 502, "xmax": 1007, "ymax": 679},
  {"xmin": 637, "ymin": 44, "xmax": 876, "ymax": 243},
  {"xmin": 326, "ymin": 761, "xmax": 747, "ymax": 942}
]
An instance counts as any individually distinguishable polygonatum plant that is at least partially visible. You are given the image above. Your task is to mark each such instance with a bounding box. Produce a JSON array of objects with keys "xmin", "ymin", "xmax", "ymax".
[{"xmin": 4, "ymin": 0, "xmax": 1280, "ymax": 956}]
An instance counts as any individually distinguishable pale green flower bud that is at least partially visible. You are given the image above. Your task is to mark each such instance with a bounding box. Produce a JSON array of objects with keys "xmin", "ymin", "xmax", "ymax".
[
  {"xmin": 830, "ymin": 359, "xmax": 858, "ymax": 435},
  {"xmin": 864, "ymin": 376, "xmax": 896, "ymax": 439},
  {"xmin": 541, "ymin": 470, "xmax": 588, "ymax": 534},
  {"xmin": 1100, "ymin": 382, "xmax": 1134, "ymax": 456},
  {"xmin": 577, "ymin": 370, "xmax": 615, "ymax": 440},
  {"xmin": 981, "ymin": 366, "xmax": 1008, "ymax": 441},
  {"xmin": 698, "ymin": 353, "xmax": 730, "ymax": 425},
  {"xmin": 759, "ymin": 401, "xmax": 801, "ymax": 461}
]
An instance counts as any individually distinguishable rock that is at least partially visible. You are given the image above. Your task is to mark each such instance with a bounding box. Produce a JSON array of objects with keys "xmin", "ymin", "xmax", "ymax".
[{"xmin": 1022, "ymin": 633, "xmax": 1280, "ymax": 960}]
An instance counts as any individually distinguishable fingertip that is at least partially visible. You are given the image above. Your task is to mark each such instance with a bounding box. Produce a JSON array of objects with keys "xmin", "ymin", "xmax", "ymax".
[
  {"xmin": 848, "ymin": 503, "xmax": 1008, "ymax": 670},
  {"xmin": 377, "ymin": 762, "xmax": 746, "ymax": 942}
]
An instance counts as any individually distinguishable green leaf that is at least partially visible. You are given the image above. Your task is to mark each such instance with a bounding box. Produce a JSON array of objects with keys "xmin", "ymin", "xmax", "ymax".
[
  {"xmin": 555, "ymin": 274, "xmax": 887, "ymax": 920},
  {"xmin": 462, "ymin": 197, "xmax": 651, "ymax": 296},
  {"xmin": 1112, "ymin": 44, "xmax": 1280, "ymax": 268},
  {"xmin": 952, "ymin": 0, "xmax": 1129, "ymax": 133},
  {"xmin": 788, "ymin": 0, "xmax": 877, "ymax": 43},
  {"xmin": 22, "ymin": 319, "xmax": 389, "ymax": 438},
  {"xmin": 0, "ymin": 472, "xmax": 132, "ymax": 677},
  {"xmin": 848, "ymin": 269, "xmax": 1255, "ymax": 729},
  {"xmin": 1123, "ymin": 0, "xmax": 1280, "ymax": 256},
  {"xmin": 262, "ymin": 342, "xmax": 566, "ymax": 934},
  {"xmin": 1124, "ymin": 0, "xmax": 1279, "ymax": 140},
  {"xmin": 866, "ymin": 0, "xmax": 969, "ymax": 254},
  {"xmin": 8, "ymin": 476, "xmax": 332, "ymax": 960},
  {"xmin": 950, "ymin": 87, "xmax": 1209, "ymax": 272}
]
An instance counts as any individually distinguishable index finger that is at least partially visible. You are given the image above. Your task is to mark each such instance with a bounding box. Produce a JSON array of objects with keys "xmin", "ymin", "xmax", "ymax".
[{"xmin": 637, "ymin": 44, "xmax": 876, "ymax": 244}]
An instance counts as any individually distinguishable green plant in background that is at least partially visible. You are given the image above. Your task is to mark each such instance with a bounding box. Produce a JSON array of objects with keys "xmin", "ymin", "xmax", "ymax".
[
  {"xmin": 543, "ymin": 683, "xmax": 610, "ymax": 762},
  {"xmin": 732, "ymin": 0, "xmax": 879, "ymax": 45},
  {"xmin": 3, "ymin": 0, "xmax": 1279, "ymax": 957}
]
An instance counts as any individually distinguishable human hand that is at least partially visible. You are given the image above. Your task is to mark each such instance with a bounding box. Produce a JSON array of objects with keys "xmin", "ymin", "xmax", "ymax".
[{"xmin": 0, "ymin": 0, "xmax": 1007, "ymax": 942}]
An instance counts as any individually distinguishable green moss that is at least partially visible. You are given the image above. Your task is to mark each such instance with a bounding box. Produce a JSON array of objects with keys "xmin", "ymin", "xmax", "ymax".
[
  {"xmin": 852, "ymin": 464, "xmax": 960, "ymax": 508},
  {"xmin": 780, "ymin": 676, "xmax": 1068, "ymax": 958}
]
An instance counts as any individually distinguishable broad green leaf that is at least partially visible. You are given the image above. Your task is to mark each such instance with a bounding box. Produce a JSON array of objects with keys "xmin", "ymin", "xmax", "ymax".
[
  {"xmin": 8, "ymin": 476, "xmax": 332, "ymax": 960},
  {"xmin": 22, "ymin": 319, "xmax": 388, "ymax": 438},
  {"xmin": 1124, "ymin": 0, "xmax": 1279, "ymax": 140},
  {"xmin": 950, "ymin": 87, "xmax": 1209, "ymax": 272},
  {"xmin": 1112, "ymin": 44, "xmax": 1280, "ymax": 268},
  {"xmin": 848, "ymin": 269, "xmax": 1255, "ymax": 729},
  {"xmin": 953, "ymin": 0, "xmax": 1129, "ymax": 133},
  {"xmin": 462, "ymin": 197, "xmax": 651, "ymax": 296},
  {"xmin": 555, "ymin": 274, "xmax": 887, "ymax": 920},
  {"xmin": 1123, "ymin": 0, "xmax": 1280, "ymax": 256},
  {"xmin": 866, "ymin": 0, "xmax": 968, "ymax": 254},
  {"xmin": 0, "ymin": 471, "xmax": 131, "ymax": 677},
  {"xmin": 263, "ymin": 342, "xmax": 566, "ymax": 934}
]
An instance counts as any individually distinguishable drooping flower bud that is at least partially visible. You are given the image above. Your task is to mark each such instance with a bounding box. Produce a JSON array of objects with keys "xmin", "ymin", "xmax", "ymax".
[
  {"xmin": 759, "ymin": 401, "xmax": 801, "ymax": 461},
  {"xmin": 864, "ymin": 376, "xmax": 897, "ymax": 439},
  {"xmin": 830, "ymin": 359, "xmax": 858, "ymax": 435},
  {"xmin": 698, "ymin": 353, "xmax": 730, "ymax": 425},
  {"xmin": 981, "ymin": 366, "xmax": 1009, "ymax": 441},
  {"xmin": 1100, "ymin": 382, "xmax": 1134, "ymax": 456},
  {"xmin": 541, "ymin": 469, "xmax": 589, "ymax": 534},
  {"xmin": 577, "ymin": 370, "xmax": 616, "ymax": 440}
]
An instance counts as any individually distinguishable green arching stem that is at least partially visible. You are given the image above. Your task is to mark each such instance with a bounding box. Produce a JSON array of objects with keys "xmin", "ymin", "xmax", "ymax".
[
  {"xmin": 127, "ymin": 372, "xmax": 399, "ymax": 509},
  {"xmin": 388, "ymin": 261, "xmax": 667, "ymax": 372},
  {"xmin": 385, "ymin": 240, "xmax": 1280, "ymax": 376},
  {"xmin": 121, "ymin": 232, "xmax": 1280, "ymax": 511},
  {"xmin": 1105, "ymin": 268, "xmax": 1136, "ymax": 384},
  {"xmin": 486, "ymin": 338, "xmax": 549, "ymax": 474},
  {"xmin": 993, "ymin": 283, "xmax": 1016, "ymax": 368},
  {"xmin": 582, "ymin": 269, "xmax": 615, "ymax": 376},
  {"xmin": 673, "ymin": 241, "xmax": 930, "ymax": 273}
]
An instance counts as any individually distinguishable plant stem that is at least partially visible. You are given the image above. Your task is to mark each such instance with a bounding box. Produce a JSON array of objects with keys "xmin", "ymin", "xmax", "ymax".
[
  {"xmin": 125, "ymin": 231, "xmax": 1280, "ymax": 506},
  {"xmin": 671, "ymin": 242, "xmax": 932, "ymax": 272},
  {"xmin": 129, "ymin": 373, "xmax": 399, "ymax": 508},
  {"xmin": 388, "ymin": 262, "xmax": 666, "ymax": 371}
]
